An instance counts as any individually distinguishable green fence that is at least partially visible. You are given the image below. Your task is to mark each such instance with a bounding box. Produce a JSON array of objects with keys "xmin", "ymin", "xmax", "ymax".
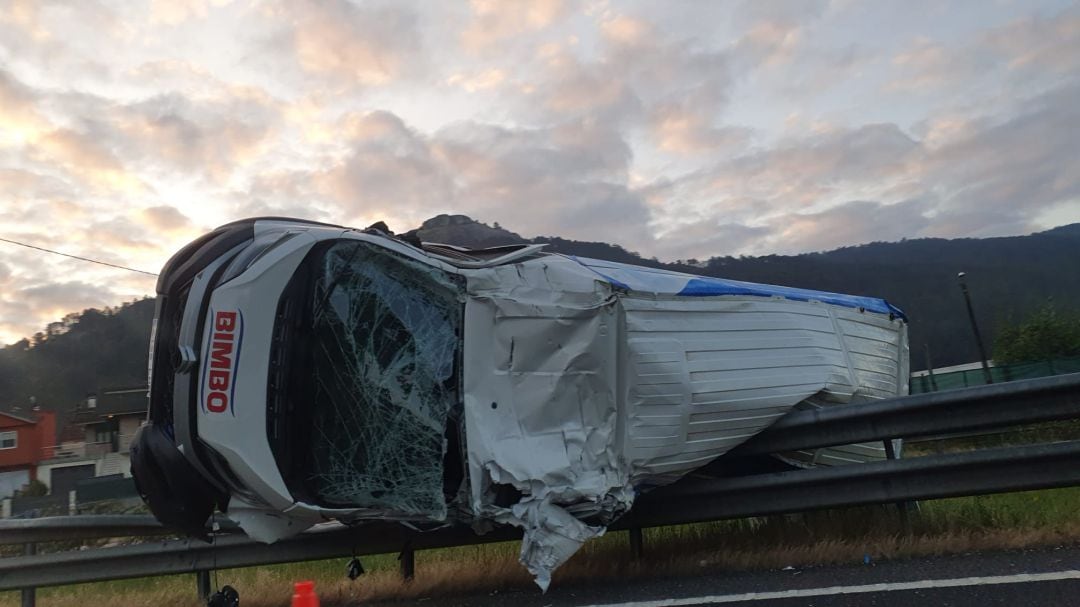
[{"xmin": 911, "ymin": 357, "xmax": 1080, "ymax": 394}]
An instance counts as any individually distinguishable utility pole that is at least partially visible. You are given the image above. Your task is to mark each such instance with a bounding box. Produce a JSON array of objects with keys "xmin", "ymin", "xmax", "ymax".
[
  {"xmin": 923, "ymin": 343, "xmax": 939, "ymax": 391},
  {"xmin": 957, "ymin": 272, "xmax": 993, "ymax": 384}
]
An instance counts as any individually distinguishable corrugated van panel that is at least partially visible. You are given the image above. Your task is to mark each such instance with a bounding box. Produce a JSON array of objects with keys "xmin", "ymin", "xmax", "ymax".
[{"xmin": 622, "ymin": 297, "xmax": 907, "ymax": 483}]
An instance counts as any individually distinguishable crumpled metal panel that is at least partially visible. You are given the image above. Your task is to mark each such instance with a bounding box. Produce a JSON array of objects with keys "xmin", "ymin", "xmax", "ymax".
[
  {"xmin": 463, "ymin": 257, "xmax": 630, "ymax": 590},
  {"xmin": 462, "ymin": 270, "xmax": 908, "ymax": 588},
  {"xmin": 305, "ymin": 242, "xmax": 462, "ymax": 518}
]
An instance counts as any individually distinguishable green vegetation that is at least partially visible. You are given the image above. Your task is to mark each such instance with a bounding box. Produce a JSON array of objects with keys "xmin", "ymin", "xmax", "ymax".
[
  {"xmin": 994, "ymin": 302, "xmax": 1080, "ymax": 364},
  {"xmin": 0, "ymin": 298, "xmax": 154, "ymax": 417},
  {"xmin": 16, "ymin": 479, "xmax": 48, "ymax": 497},
  {"xmin": 5, "ymin": 486, "xmax": 1080, "ymax": 607}
]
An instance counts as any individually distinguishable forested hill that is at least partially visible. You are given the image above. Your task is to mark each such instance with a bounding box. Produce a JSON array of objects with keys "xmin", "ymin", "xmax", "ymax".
[
  {"xmin": 418, "ymin": 215, "xmax": 1080, "ymax": 372},
  {"xmin": 0, "ymin": 299, "xmax": 155, "ymax": 418},
  {"xmin": 695, "ymin": 225, "xmax": 1080, "ymax": 372},
  {"xmin": 3, "ymin": 217, "xmax": 1078, "ymax": 417}
]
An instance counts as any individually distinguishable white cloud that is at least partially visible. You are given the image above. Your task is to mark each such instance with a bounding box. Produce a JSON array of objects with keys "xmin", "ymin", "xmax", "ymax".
[
  {"xmin": 459, "ymin": 0, "xmax": 569, "ymax": 53},
  {"xmin": 0, "ymin": 0, "xmax": 1077, "ymax": 342},
  {"xmin": 283, "ymin": 0, "xmax": 423, "ymax": 85}
]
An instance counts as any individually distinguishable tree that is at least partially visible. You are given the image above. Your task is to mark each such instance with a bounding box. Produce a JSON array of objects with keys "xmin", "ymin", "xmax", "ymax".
[
  {"xmin": 20, "ymin": 479, "xmax": 48, "ymax": 497},
  {"xmin": 993, "ymin": 302, "xmax": 1080, "ymax": 364}
]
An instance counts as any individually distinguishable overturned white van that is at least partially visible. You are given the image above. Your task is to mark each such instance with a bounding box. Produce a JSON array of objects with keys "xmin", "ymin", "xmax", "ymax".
[{"xmin": 132, "ymin": 217, "xmax": 908, "ymax": 588}]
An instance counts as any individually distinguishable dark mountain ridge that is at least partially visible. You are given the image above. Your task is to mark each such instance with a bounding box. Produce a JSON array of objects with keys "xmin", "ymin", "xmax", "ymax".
[
  {"xmin": 414, "ymin": 215, "xmax": 1080, "ymax": 372},
  {"xmin": 3, "ymin": 216, "xmax": 1078, "ymax": 418}
]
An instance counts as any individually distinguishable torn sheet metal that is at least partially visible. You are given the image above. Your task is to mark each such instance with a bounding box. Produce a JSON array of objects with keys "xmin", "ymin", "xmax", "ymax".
[
  {"xmin": 462, "ymin": 255, "xmax": 909, "ymax": 588},
  {"xmin": 464, "ymin": 257, "xmax": 631, "ymax": 586},
  {"xmin": 511, "ymin": 498, "xmax": 606, "ymax": 592}
]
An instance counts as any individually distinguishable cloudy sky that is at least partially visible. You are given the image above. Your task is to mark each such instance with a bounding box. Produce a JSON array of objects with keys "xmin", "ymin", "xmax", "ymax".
[{"xmin": 0, "ymin": 0, "xmax": 1078, "ymax": 344}]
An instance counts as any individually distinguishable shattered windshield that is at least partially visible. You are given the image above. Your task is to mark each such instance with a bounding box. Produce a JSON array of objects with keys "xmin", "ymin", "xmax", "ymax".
[{"xmin": 276, "ymin": 240, "xmax": 464, "ymax": 517}]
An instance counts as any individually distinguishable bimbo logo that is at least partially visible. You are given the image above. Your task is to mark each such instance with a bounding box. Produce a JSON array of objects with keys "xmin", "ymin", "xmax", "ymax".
[{"xmin": 203, "ymin": 310, "xmax": 242, "ymax": 414}]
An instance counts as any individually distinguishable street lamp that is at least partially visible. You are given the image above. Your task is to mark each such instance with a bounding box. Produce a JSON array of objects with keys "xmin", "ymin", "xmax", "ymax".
[{"xmin": 957, "ymin": 271, "xmax": 993, "ymax": 384}]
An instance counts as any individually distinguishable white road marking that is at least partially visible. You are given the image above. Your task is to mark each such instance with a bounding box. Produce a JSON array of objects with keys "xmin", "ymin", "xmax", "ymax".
[{"xmin": 580, "ymin": 569, "xmax": 1080, "ymax": 606}]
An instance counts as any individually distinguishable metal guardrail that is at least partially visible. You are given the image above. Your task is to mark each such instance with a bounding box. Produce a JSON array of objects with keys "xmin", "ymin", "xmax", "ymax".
[
  {"xmin": 0, "ymin": 514, "xmax": 239, "ymax": 546},
  {"xmin": 624, "ymin": 440, "xmax": 1080, "ymax": 527},
  {"xmin": 0, "ymin": 521, "xmax": 519, "ymax": 591},
  {"xmin": 0, "ymin": 515, "xmax": 178, "ymax": 545},
  {"xmin": 3, "ymin": 440, "xmax": 1080, "ymax": 593},
  {"xmin": 2, "ymin": 374, "xmax": 1079, "ymax": 601},
  {"xmin": 732, "ymin": 373, "xmax": 1080, "ymax": 455}
]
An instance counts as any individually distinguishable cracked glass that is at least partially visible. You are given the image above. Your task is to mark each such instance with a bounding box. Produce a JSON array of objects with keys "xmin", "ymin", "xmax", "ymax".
[{"xmin": 303, "ymin": 241, "xmax": 462, "ymax": 517}]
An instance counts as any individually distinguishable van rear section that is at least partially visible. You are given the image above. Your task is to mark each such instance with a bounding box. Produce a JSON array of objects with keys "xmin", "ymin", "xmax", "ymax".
[{"xmin": 459, "ymin": 254, "xmax": 906, "ymax": 586}]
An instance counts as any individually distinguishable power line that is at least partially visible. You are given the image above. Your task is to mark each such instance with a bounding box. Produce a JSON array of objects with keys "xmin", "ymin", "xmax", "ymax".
[{"xmin": 0, "ymin": 236, "xmax": 159, "ymax": 277}]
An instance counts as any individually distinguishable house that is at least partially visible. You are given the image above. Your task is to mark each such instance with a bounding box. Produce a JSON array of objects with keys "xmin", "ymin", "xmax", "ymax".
[
  {"xmin": 35, "ymin": 387, "xmax": 147, "ymax": 494},
  {"xmin": 0, "ymin": 407, "xmax": 56, "ymax": 498},
  {"xmin": 71, "ymin": 387, "xmax": 146, "ymax": 456}
]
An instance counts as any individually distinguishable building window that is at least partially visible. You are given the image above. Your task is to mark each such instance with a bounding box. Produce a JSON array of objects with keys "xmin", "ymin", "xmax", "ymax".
[{"xmin": 0, "ymin": 431, "xmax": 16, "ymax": 450}]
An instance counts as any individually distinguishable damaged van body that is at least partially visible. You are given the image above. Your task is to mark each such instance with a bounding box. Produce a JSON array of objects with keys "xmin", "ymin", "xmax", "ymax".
[{"xmin": 132, "ymin": 217, "xmax": 909, "ymax": 588}]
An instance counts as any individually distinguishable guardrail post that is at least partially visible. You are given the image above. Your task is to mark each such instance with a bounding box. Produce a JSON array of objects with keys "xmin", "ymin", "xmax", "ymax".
[
  {"xmin": 21, "ymin": 542, "xmax": 36, "ymax": 607},
  {"xmin": 628, "ymin": 527, "xmax": 644, "ymax": 559},
  {"xmin": 884, "ymin": 439, "xmax": 913, "ymax": 535},
  {"xmin": 196, "ymin": 570, "xmax": 211, "ymax": 601},
  {"xmin": 398, "ymin": 541, "xmax": 415, "ymax": 581}
]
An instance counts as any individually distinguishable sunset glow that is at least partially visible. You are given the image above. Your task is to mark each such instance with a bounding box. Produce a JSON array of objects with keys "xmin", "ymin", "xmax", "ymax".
[{"xmin": 1, "ymin": 0, "xmax": 1078, "ymax": 344}]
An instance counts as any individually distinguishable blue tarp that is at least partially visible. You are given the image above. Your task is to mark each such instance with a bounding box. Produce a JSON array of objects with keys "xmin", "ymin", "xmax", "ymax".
[{"xmin": 570, "ymin": 256, "xmax": 906, "ymax": 320}]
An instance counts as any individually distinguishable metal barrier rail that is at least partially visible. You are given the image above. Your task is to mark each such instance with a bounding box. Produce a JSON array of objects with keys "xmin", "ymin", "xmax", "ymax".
[
  {"xmin": 0, "ymin": 515, "xmax": 165, "ymax": 545},
  {"xmin": 3, "ymin": 440, "xmax": 1080, "ymax": 593},
  {"xmin": 623, "ymin": 440, "xmax": 1080, "ymax": 527},
  {"xmin": 0, "ymin": 514, "xmax": 240, "ymax": 546},
  {"xmin": 732, "ymin": 372, "xmax": 1080, "ymax": 455},
  {"xmin": 0, "ymin": 521, "xmax": 519, "ymax": 592},
  {"xmin": 2, "ymin": 374, "xmax": 1080, "ymax": 602}
]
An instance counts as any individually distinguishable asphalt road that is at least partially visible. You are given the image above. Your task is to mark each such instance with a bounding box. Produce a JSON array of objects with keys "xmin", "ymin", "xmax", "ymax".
[{"xmin": 360, "ymin": 544, "xmax": 1080, "ymax": 607}]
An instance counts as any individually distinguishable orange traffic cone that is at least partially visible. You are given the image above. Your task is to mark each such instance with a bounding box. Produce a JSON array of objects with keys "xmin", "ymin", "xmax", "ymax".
[{"xmin": 292, "ymin": 580, "xmax": 319, "ymax": 607}]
